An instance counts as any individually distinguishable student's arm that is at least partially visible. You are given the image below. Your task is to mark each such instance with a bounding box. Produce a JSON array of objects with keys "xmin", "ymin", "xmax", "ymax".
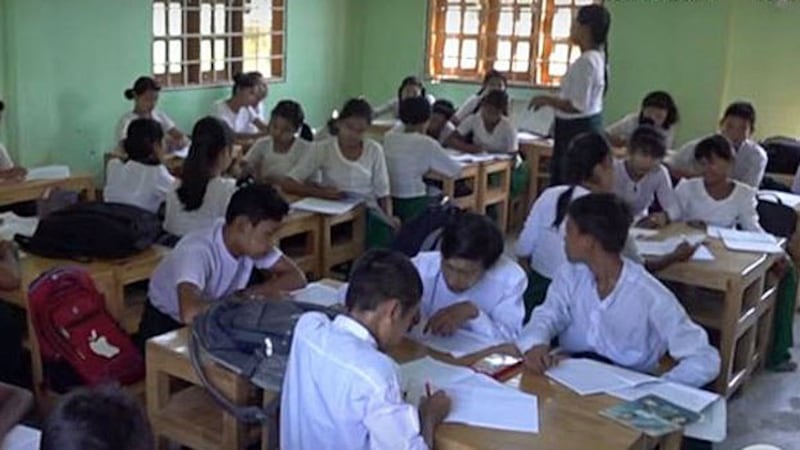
[
  {"xmin": 0, "ymin": 382, "xmax": 33, "ymax": 438},
  {"xmin": 0, "ymin": 168, "xmax": 27, "ymax": 183},
  {"xmin": 372, "ymin": 98, "xmax": 397, "ymax": 119},
  {"xmin": 464, "ymin": 267, "xmax": 527, "ymax": 341},
  {"xmin": 445, "ymin": 132, "xmax": 482, "ymax": 154},
  {"xmin": 452, "ymin": 117, "xmax": 484, "ymax": 154},
  {"xmin": 428, "ymin": 142, "xmax": 462, "ymax": 179},
  {"xmin": 605, "ymin": 115, "xmax": 633, "ymax": 148},
  {"xmin": 666, "ymin": 141, "xmax": 701, "ymax": 180},
  {"xmin": 738, "ymin": 189, "xmax": 764, "ymax": 232},
  {"xmin": 513, "ymin": 199, "xmax": 542, "ymax": 262},
  {"xmin": 0, "ymin": 241, "xmax": 21, "ymax": 291},
  {"xmin": 529, "ymin": 95, "xmax": 580, "ymax": 114},
  {"xmin": 176, "ymin": 282, "xmax": 209, "ymax": 324},
  {"xmin": 655, "ymin": 166, "xmax": 681, "ymax": 222},
  {"xmin": 517, "ymin": 267, "xmax": 573, "ymax": 359},
  {"xmin": 166, "ymin": 127, "xmax": 189, "ymax": 150},
  {"xmin": 249, "ymin": 254, "xmax": 307, "ymax": 297},
  {"xmin": 282, "ymin": 146, "xmax": 344, "ymax": 199},
  {"xmin": 363, "ymin": 382, "xmax": 446, "ymax": 450},
  {"xmin": 740, "ymin": 144, "xmax": 768, "ymax": 188},
  {"xmin": 644, "ymin": 242, "xmax": 696, "ymax": 273}
]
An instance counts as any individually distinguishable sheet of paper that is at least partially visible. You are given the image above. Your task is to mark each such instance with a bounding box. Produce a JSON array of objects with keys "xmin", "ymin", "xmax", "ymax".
[
  {"xmin": 630, "ymin": 228, "xmax": 659, "ymax": 239},
  {"xmin": 2, "ymin": 425, "xmax": 41, "ymax": 450},
  {"xmin": 443, "ymin": 380, "xmax": 539, "ymax": 433},
  {"xmin": 691, "ymin": 245, "xmax": 715, "ymax": 261},
  {"xmin": 684, "ymin": 395, "xmax": 727, "ymax": 442},
  {"xmin": 406, "ymin": 325, "xmax": 503, "ymax": 358},
  {"xmin": 545, "ymin": 358, "xmax": 642, "ymax": 395},
  {"xmin": 0, "ymin": 212, "xmax": 39, "ymax": 241},
  {"xmin": 290, "ymin": 197, "xmax": 361, "ymax": 215},
  {"xmin": 635, "ymin": 234, "xmax": 706, "ymax": 257},
  {"xmin": 444, "ymin": 150, "xmax": 514, "ymax": 164},
  {"xmin": 290, "ymin": 283, "xmax": 341, "ymax": 307},
  {"xmin": 759, "ymin": 190, "xmax": 800, "ymax": 208},
  {"xmin": 399, "ymin": 356, "xmax": 475, "ymax": 388},
  {"xmin": 609, "ymin": 380, "xmax": 719, "ymax": 414},
  {"xmin": 25, "ymin": 165, "xmax": 70, "ymax": 181},
  {"xmin": 513, "ymin": 104, "xmax": 553, "ymax": 137},
  {"xmin": 715, "ymin": 228, "xmax": 783, "ymax": 254}
]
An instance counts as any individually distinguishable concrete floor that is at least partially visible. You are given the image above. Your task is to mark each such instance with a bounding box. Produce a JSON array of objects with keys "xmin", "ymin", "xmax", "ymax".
[{"xmin": 719, "ymin": 314, "xmax": 800, "ymax": 450}]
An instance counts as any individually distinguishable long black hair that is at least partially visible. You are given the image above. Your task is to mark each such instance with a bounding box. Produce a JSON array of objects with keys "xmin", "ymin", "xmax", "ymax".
[
  {"xmin": 177, "ymin": 117, "xmax": 233, "ymax": 211},
  {"xmin": 576, "ymin": 4, "xmax": 611, "ymax": 94},
  {"xmin": 552, "ymin": 131, "xmax": 612, "ymax": 228},
  {"xmin": 271, "ymin": 100, "xmax": 314, "ymax": 141},
  {"xmin": 640, "ymin": 91, "xmax": 679, "ymax": 129},
  {"xmin": 124, "ymin": 76, "xmax": 160, "ymax": 100},
  {"xmin": 123, "ymin": 118, "xmax": 164, "ymax": 166},
  {"xmin": 396, "ymin": 76, "xmax": 426, "ymax": 103}
]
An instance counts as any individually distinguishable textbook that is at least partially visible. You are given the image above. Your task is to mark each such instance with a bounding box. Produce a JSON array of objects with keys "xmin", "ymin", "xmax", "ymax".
[{"xmin": 600, "ymin": 394, "xmax": 701, "ymax": 437}]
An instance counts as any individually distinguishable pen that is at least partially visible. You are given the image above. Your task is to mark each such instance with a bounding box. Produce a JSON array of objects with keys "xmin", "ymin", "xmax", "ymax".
[{"xmin": 425, "ymin": 381, "xmax": 432, "ymax": 398}]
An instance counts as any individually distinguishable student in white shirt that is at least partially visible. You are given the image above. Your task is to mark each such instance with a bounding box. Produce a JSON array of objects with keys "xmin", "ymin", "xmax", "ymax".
[
  {"xmin": 384, "ymin": 97, "xmax": 462, "ymax": 222},
  {"xmin": 281, "ymin": 249, "xmax": 451, "ymax": 450},
  {"xmin": 673, "ymin": 134, "xmax": 763, "ymax": 232},
  {"xmin": 519, "ymin": 193, "xmax": 721, "ymax": 388},
  {"xmin": 248, "ymin": 71, "xmax": 269, "ymax": 127},
  {"xmin": 413, "ymin": 213, "xmax": 525, "ymax": 341},
  {"xmin": 606, "ymin": 91, "xmax": 679, "ymax": 149},
  {"xmin": 138, "ymin": 184, "xmax": 306, "ymax": 347},
  {"xmin": 284, "ymin": 98, "xmax": 396, "ymax": 248},
  {"xmin": 372, "ymin": 76, "xmax": 436, "ymax": 119},
  {"xmin": 529, "ymin": 4, "xmax": 610, "ymax": 186},
  {"xmin": 116, "ymin": 76, "xmax": 188, "ymax": 152},
  {"xmin": 453, "ymin": 70, "xmax": 507, "ymax": 125},
  {"xmin": 668, "ymin": 101, "xmax": 767, "ymax": 188},
  {"xmin": 243, "ymin": 100, "xmax": 314, "ymax": 184},
  {"xmin": 454, "ymin": 90, "xmax": 518, "ymax": 154},
  {"xmin": 427, "ymin": 99, "xmax": 458, "ymax": 146},
  {"xmin": 0, "ymin": 100, "xmax": 26, "ymax": 183},
  {"xmin": 164, "ymin": 117, "xmax": 237, "ymax": 237},
  {"xmin": 211, "ymin": 72, "xmax": 269, "ymax": 144},
  {"xmin": 614, "ymin": 125, "xmax": 680, "ymax": 226},
  {"xmin": 104, "ymin": 118, "xmax": 175, "ymax": 213}
]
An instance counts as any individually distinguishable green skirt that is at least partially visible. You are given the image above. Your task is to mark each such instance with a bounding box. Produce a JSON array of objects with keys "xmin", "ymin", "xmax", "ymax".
[
  {"xmin": 366, "ymin": 208, "xmax": 395, "ymax": 250},
  {"xmin": 523, "ymin": 268, "xmax": 551, "ymax": 324},
  {"xmin": 392, "ymin": 196, "xmax": 431, "ymax": 223},
  {"xmin": 767, "ymin": 262, "xmax": 797, "ymax": 369}
]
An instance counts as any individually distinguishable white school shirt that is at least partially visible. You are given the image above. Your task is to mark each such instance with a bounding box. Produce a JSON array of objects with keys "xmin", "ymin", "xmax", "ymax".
[
  {"xmin": 674, "ymin": 177, "xmax": 763, "ymax": 232},
  {"xmin": 288, "ymin": 138, "xmax": 390, "ymax": 198},
  {"xmin": 244, "ymin": 136, "xmax": 312, "ymax": 181},
  {"xmin": 456, "ymin": 115, "xmax": 519, "ymax": 154},
  {"xmin": 556, "ymin": 49, "xmax": 605, "ymax": 120},
  {"xmin": 670, "ymin": 137, "xmax": 767, "ymax": 188},
  {"xmin": 148, "ymin": 220, "xmax": 283, "ymax": 322},
  {"xmin": 115, "ymin": 109, "xmax": 177, "ymax": 142},
  {"xmin": 383, "ymin": 131, "xmax": 462, "ymax": 198},
  {"xmin": 517, "ymin": 258, "xmax": 721, "ymax": 388},
  {"xmin": 103, "ymin": 159, "xmax": 175, "ymax": 213},
  {"xmin": 281, "ymin": 312, "xmax": 427, "ymax": 450},
  {"xmin": 164, "ymin": 176, "xmax": 238, "ymax": 236},
  {"xmin": 412, "ymin": 252, "xmax": 526, "ymax": 341},
  {"xmin": 454, "ymin": 94, "xmax": 483, "ymax": 123},
  {"xmin": 613, "ymin": 159, "xmax": 680, "ymax": 220},
  {"xmin": 0, "ymin": 143, "xmax": 14, "ymax": 170},
  {"xmin": 606, "ymin": 112, "xmax": 675, "ymax": 149},
  {"xmin": 435, "ymin": 121, "xmax": 457, "ymax": 145},
  {"xmin": 211, "ymin": 100, "xmax": 258, "ymax": 134}
]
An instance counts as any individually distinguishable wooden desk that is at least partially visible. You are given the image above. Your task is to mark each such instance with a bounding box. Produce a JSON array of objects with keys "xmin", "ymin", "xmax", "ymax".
[
  {"xmin": 273, "ymin": 210, "xmax": 321, "ymax": 280},
  {"xmin": 0, "ymin": 175, "xmax": 96, "ymax": 206},
  {"xmin": 518, "ymin": 136, "xmax": 553, "ymax": 208},
  {"xmin": 320, "ymin": 205, "xmax": 365, "ymax": 278},
  {"xmin": 477, "ymin": 159, "xmax": 512, "ymax": 233},
  {"xmin": 425, "ymin": 163, "xmax": 481, "ymax": 212},
  {"xmin": 649, "ymin": 223, "xmax": 782, "ymax": 397}
]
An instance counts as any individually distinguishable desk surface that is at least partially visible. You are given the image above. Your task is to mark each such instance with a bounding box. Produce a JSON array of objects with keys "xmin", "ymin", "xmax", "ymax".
[{"xmin": 0, "ymin": 175, "xmax": 95, "ymax": 206}]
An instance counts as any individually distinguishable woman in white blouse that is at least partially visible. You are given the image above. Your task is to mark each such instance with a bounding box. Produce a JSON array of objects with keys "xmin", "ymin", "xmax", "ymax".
[
  {"xmin": 116, "ymin": 76, "xmax": 188, "ymax": 152},
  {"xmin": 606, "ymin": 91, "xmax": 680, "ymax": 150}
]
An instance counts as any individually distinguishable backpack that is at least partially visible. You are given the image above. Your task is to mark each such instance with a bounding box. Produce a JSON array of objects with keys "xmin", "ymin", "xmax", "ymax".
[
  {"xmin": 28, "ymin": 267, "xmax": 144, "ymax": 392},
  {"xmin": 762, "ymin": 136, "xmax": 800, "ymax": 175},
  {"xmin": 15, "ymin": 202, "xmax": 161, "ymax": 260},
  {"xmin": 390, "ymin": 200, "xmax": 464, "ymax": 257},
  {"xmin": 757, "ymin": 194, "xmax": 798, "ymax": 238}
]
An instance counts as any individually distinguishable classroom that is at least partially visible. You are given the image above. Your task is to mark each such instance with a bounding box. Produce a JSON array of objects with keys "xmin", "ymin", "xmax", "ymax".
[{"xmin": 1, "ymin": 0, "xmax": 800, "ymax": 449}]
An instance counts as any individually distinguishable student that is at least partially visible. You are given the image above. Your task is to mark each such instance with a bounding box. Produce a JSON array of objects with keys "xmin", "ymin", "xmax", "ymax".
[
  {"xmin": 613, "ymin": 124, "xmax": 679, "ymax": 226},
  {"xmin": 668, "ymin": 101, "xmax": 767, "ymax": 188},
  {"xmin": 427, "ymin": 99, "xmax": 458, "ymax": 145},
  {"xmin": 0, "ymin": 100, "xmax": 27, "ymax": 182},
  {"xmin": 163, "ymin": 117, "xmax": 236, "ymax": 237},
  {"xmin": 453, "ymin": 70, "xmax": 507, "ymax": 124},
  {"xmin": 138, "ymin": 183, "xmax": 306, "ymax": 345},
  {"xmin": 248, "ymin": 71, "xmax": 269, "ymax": 123},
  {"xmin": 383, "ymin": 97, "xmax": 461, "ymax": 222},
  {"xmin": 373, "ymin": 75, "xmax": 436, "ymax": 119},
  {"xmin": 40, "ymin": 386, "xmax": 154, "ymax": 450},
  {"xmin": 104, "ymin": 118, "xmax": 175, "ymax": 213},
  {"xmin": 116, "ymin": 76, "xmax": 188, "ymax": 152},
  {"xmin": 672, "ymin": 135, "xmax": 762, "ymax": 231},
  {"xmin": 281, "ymin": 249, "xmax": 450, "ymax": 450},
  {"xmin": 0, "ymin": 240, "xmax": 24, "ymax": 388},
  {"xmin": 243, "ymin": 100, "xmax": 314, "ymax": 184},
  {"xmin": 606, "ymin": 91, "xmax": 679, "ymax": 149},
  {"xmin": 211, "ymin": 72, "xmax": 269, "ymax": 143},
  {"xmin": 518, "ymin": 193, "xmax": 721, "ymax": 388},
  {"xmin": 412, "ymin": 213, "xmax": 525, "ymax": 341},
  {"xmin": 454, "ymin": 90, "xmax": 518, "ymax": 154},
  {"xmin": 529, "ymin": 4, "xmax": 611, "ymax": 185}
]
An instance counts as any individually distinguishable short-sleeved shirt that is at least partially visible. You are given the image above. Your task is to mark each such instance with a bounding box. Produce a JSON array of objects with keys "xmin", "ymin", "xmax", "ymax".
[
  {"xmin": 557, "ymin": 49, "xmax": 605, "ymax": 119},
  {"xmin": 211, "ymin": 100, "xmax": 258, "ymax": 134},
  {"xmin": 115, "ymin": 109, "xmax": 177, "ymax": 143},
  {"xmin": 456, "ymin": 115, "xmax": 518, "ymax": 154},
  {"xmin": 104, "ymin": 159, "xmax": 175, "ymax": 213},
  {"xmin": 164, "ymin": 176, "xmax": 238, "ymax": 236},
  {"xmin": 245, "ymin": 137, "xmax": 312, "ymax": 181}
]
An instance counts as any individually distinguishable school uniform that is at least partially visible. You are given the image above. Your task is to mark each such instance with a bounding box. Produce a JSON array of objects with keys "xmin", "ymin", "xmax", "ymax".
[
  {"xmin": 605, "ymin": 112, "xmax": 675, "ymax": 150},
  {"xmin": 433, "ymin": 121, "xmax": 457, "ymax": 145},
  {"xmin": 163, "ymin": 176, "xmax": 238, "ymax": 237},
  {"xmin": 211, "ymin": 100, "xmax": 258, "ymax": 134},
  {"xmin": 670, "ymin": 137, "xmax": 767, "ymax": 188},
  {"xmin": 103, "ymin": 159, "xmax": 175, "ymax": 213},
  {"xmin": 115, "ymin": 109, "xmax": 178, "ymax": 143},
  {"xmin": 383, "ymin": 131, "xmax": 461, "ymax": 221},
  {"xmin": 456, "ymin": 114, "xmax": 518, "ymax": 154},
  {"xmin": 0, "ymin": 143, "xmax": 14, "ymax": 170},
  {"xmin": 373, "ymin": 94, "xmax": 437, "ymax": 118},
  {"xmin": 244, "ymin": 136, "xmax": 312, "ymax": 181},
  {"xmin": 453, "ymin": 94, "xmax": 483, "ymax": 123},
  {"xmin": 281, "ymin": 312, "xmax": 427, "ymax": 450},
  {"xmin": 550, "ymin": 49, "xmax": 606, "ymax": 185},
  {"xmin": 674, "ymin": 177, "xmax": 763, "ymax": 232},
  {"xmin": 518, "ymin": 258, "xmax": 721, "ymax": 387},
  {"xmin": 412, "ymin": 252, "xmax": 526, "ymax": 341},
  {"xmin": 613, "ymin": 159, "xmax": 680, "ymax": 219}
]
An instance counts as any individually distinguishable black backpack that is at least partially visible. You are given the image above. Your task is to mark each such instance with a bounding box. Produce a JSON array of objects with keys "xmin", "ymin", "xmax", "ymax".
[
  {"xmin": 390, "ymin": 199, "xmax": 464, "ymax": 257},
  {"xmin": 15, "ymin": 202, "xmax": 162, "ymax": 260},
  {"xmin": 762, "ymin": 136, "xmax": 800, "ymax": 175},
  {"xmin": 757, "ymin": 194, "xmax": 798, "ymax": 238}
]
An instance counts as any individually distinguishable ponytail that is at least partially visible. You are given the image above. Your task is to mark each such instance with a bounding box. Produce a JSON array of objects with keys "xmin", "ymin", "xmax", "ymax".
[
  {"xmin": 299, "ymin": 124, "xmax": 314, "ymax": 141},
  {"xmin": 270, "ymin": 100, "xmax": 313, "ymax": 140},
  {"xmin": 177, "ymin": 117, "xmax": 232, "ymax": 211},
  {"xmin": 124, "ymin": 76, "xmax": 160, "ymax": 100},
  {"xmin": 551, "ymin": 131, "xmax": 611, "ymax": 228},
  {"xmin": 552, "ymin": 186, "xmax": 577, "ymax": 229}
]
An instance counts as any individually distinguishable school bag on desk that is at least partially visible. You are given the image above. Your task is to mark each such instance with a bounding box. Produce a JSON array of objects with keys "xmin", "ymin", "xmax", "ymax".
[{"xmin": 27, "ymin": 267, "xmax": 144, "ymax": 393}]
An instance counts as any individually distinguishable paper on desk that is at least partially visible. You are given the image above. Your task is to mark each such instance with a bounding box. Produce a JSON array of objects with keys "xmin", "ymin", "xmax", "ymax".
[
  {"xmin": 684, "ymin": 395, "xmax": 727, "ymax": 442},
  {"xmin": 630, "ymin": 227, "xmax": 659, "ymax": 239},
  {"xmin": 759, "ymin": 190, "xmax": 800, "ymax": 208},
  {"xmin": 691, "ymin": 245, "xmax": 715, "ymax": 261},
  {"xmin": 513, "ymin": 105, "xmax": 553, "ymax": 138},
  {"xmin": 0, "ymin": 212, "xmax": 38, "ymax": 241},
  {"xmin": 290, "ymin": 282, "xmax": 341, "ymax": 307},
  {"xmin": 407, "ymin": 324, "xmax": 504, "ymax": 358},
  {"xmin": 545, "ymin": 358, "xmax": 652, "ymax": 396},
  {"xmin": 290, "ymin": 197, "xmax": 361, "ymax": 215},
  {"xmin": 710, "ymin": 227, "xmax": 783, "ymax": 254},
  {"xmin": 444, "ymin": 150, "xmax": 514, "ymax": 164},
  {"xmin": 399, "ymin": 356, "xmax": 475, "ymax": 389},
  {"xmin": 2, "ymin": 425, "xmax": 41, "ymax": 450},
  {"xmin": 25, "ymin": 165, "xmax": 70, "ymax": 181},
  {"xmin": 635, "ymin": 234, "xmax": 706, "ymax": 257}
]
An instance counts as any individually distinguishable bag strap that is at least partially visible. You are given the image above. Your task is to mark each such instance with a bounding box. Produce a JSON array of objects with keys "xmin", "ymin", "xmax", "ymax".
[{"xmin": 757, "ymin": 193, "xmax": 786, "ymax": 206}]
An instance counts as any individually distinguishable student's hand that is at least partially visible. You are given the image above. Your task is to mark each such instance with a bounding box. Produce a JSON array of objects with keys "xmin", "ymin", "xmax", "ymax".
[
  {"xmin": 423, "ymin": 301, "xmax": 479, "ymax": 336},
  {"xmin": 419, "ymin": 390, "xmax": 451, "ymax": 425},
  {"xmin": 389, "ymin": 216, "xmax": 402, "ymax": 230},
  {"xmin": 636, "ymin": 212, "xmax": 669, "ymax": 229},
  {"xmin": 1, "ymin": 167, "xmax": 27, "ymax": 182},
  {"xmin": 523, "ymin": 344, "xmax": 558, "ymax": 375},
  {"xmin": 669, "ymin": 242, "xmax": 698, "ymax": 264},
  {"xmin": 528, "ymin": 96, "xmax": 549, "ymax": 111}
]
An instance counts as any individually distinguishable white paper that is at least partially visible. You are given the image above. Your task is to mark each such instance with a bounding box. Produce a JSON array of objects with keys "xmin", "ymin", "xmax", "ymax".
[
  {"xmin": 545, "ymin": 359, "xmax": 644, "ymax": 395},
  {"xmin": 0, "ymin": 212, "xmax": 39, "ymax": 241},
  {"xmin": 758, "ymin": 190, "xmax": 800, "ymax": 208},
  {"xmin": 630, "ymin": 227, "xmax": 659, "ymax": 239},
  {"xmin": 635, "ymin": 234, "xmax": 706, "ymax": 257},
  {"xmin": 290, "ymin": 283, "xmax": 341, "ymax": 307},
  {"xmin": 684, "ymin": 396, "xmax": 727, "ymax": 442},
  {"xmin": 407, "ymin": 325, "xmax": 504, "ymax": 358},
  {"xmin": 2, "ymin": 425, "xmax": 41, "ymax": 450},
  {"xmin": 443, "ymin": 379, "xmax": 539, "ymax": 433},
  {"xmin": 25, "ymin": 165, "xmax": 70, "ymax": 181},
  {"xmin": 715, "ymin": 227, "xmax": 783, "ymax": 254},
  {"xmin": 444, "ymin": 150, "xmax": 514, "ymax": 164},
  {"xmin": 290, "ymin": 197, "xmax": 361, "ymax": 215},
  {"xmin": 691, "ymin": 245, "xmax": 715, "ymax": 261},
  {"xmin": 399, "ymin": 356, "xmax": 475, "ymax": 389},
  {"xmin": 512, "ymin": 105, "xmax": 553, "ymax": 137}
]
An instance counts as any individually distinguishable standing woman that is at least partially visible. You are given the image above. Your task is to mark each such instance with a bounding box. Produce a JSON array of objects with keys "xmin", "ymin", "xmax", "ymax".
[{"xmin": 528, "ymin": 4, "xmax": 611, "ymax": 186}]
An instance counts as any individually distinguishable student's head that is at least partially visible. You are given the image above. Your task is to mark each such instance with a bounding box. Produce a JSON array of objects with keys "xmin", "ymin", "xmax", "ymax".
[
  {"xmin": 572, "ymin": 4, "xmax": 611, "ymax": 49},
  {"xmin": 719, "ymin": 101, "xmax": 756, "ymax": 148},
  {"xmin": 397, "ymin": 76, "xmax": 426, "ymax": 102},
  {"xmin": 123, "ymin": 118, "xmax": 165, "ymax": 165},
  {"xmin": 564, "ymin": 193, "xmax": 632, "ymax": 264},
  {"xmin": 248, "ymin": 71, "xmax": 268, "ymax": 104},
  {"xmin": 439, "ymin": 213, "xmax": 504, "ymax": 293},
  {"xmin": 478, "ymin": 70, "xmax": 507, "ymax": 95},
  {"xmin": 552, "ymin": 132, "xmax": 613, "ymax": 228},
  {"xmin": 479, "ymin": 90, "xmax": 510, "ymax": 127},
  {"xmin": 177, "ymin": 117, "xmax": 234, "ymax": 211},
  {"xmin": 345, "ymin": 249, "xmax": 423, "ymax": 349},
  {"xmin": 224, "ymin": 183, "xmax": 289, "ymax": 258},
  {"xmin": 639, "ymin": 91, "xmax": 679, "ymax": 130},
  {"xmin": 429, "ymin": 99, "xmax": 455, "ymax": 136},
  {"xmin": 336, "ymin": 98, "xmax": 373, "ymax": 148},
  {"xmin": 124, "ymin": 76, "xmax": 161, "ymax": 113},
  {"xmin": 399, "ymin": 96, "xmax": 432, "ymax": 129},
  {"xmin": 694, "ymin": 134, "xmax": 734, "ymax": 185},
  {"xmin": 627, "ymin": 125, "xmax": 667, "ymax": 178},
  {"xmin": 269, "ymin": 100, "xmax": 313, "ymax": 144},
  {"xmin": 231, "ymin": 72, "xmax": 262, "ymax": 106},
  {"xmin": 40, "ymin": 386, "xmax": 154, "ymax": 450}
]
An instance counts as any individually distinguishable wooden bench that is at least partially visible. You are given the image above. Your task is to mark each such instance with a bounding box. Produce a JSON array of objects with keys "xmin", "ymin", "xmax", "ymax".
[{"xmin": 477, "ymin": 159, "xmax": 512, "ymax": 233}]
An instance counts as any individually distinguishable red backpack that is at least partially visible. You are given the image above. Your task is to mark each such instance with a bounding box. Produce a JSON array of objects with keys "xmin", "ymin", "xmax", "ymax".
[{"xmin": 28, "ymin": 267, "xmax": 144, "ymax": 391}]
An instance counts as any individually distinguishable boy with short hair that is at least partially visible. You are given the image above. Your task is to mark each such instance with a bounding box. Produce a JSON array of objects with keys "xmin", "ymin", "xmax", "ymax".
[{"xmin": 281, "ymin": 249, "xmax": 451, "ymax": 450}]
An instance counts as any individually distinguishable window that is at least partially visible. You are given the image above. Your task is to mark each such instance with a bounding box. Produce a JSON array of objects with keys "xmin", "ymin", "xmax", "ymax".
[
  {"xmin": 426, "ymin": 0, "xmax": 600, "ymax": 87},
  {"xmin": 152, "ymin": 0, "xmax": 286, "ymax": 88}
]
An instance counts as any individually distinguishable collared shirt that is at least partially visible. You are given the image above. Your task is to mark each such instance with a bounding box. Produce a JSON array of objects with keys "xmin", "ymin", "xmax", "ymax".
[
  {"xmin": 674, "ymin": 177, "xmax": 763, "ymax": 232},
  {"xmin": 669, "ymin": 136, "xmax": 767, "ymax": 188},
  {"xmin": 383, "ymin": 131, "xmax": 461, "ymax": 198},
  {"xmin": 613, "ymin": 159, "xmax": 680, "ymax": 220}
]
